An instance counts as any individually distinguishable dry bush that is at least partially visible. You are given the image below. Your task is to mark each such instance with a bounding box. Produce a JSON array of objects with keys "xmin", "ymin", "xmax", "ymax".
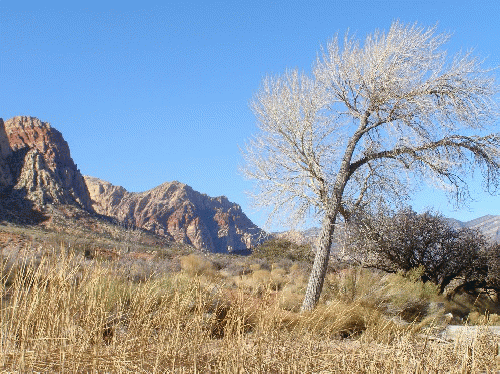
[
  {"xmin": 271, "ymin": 267, "xmax": 287, "ymax": 280},
  {"xmin": 249, "ymin": 263, "xmax": 261, "ymax": 272},
  {"xmin": 278, "ymin": 284, "xmax": 305, "ymax": 312},
  {"xmin": 467, "ymin": 311, "xmax": 500, "ymax": 325},
  {"xmin": 252, "ymin": 269, "xmax": 272, "ymax": 283},
  {"xmin": 323, "ymin": 266, "xmax": 445, "ymax": 324},
  {"xmin": 251, "ymin": 238, "xmax": 314, "ymax": 263},
  {"xmin": 351, "ymin": 208, "xmax": 490, "ymax": 294},
  {"xmin": 180, "ymin": 253, "xmax": 215, "ymax": 276}
]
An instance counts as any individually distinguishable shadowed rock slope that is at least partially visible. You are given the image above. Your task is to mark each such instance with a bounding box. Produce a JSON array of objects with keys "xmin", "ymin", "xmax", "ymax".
[
  {"xmin": 85, "ymin": 177, "xmax": 267, "ymax": 254},
  {"xmin": 0, "ymin": 116, "xmax": 93, "ymax": 222}
]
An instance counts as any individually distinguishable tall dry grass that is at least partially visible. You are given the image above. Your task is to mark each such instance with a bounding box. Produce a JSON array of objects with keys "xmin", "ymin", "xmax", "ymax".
[{"xmin": 1, "ymin": 247, "xmax": 499, "ymax": 372}]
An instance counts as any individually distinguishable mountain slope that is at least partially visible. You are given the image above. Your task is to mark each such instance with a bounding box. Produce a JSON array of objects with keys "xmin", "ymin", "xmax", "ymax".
[
  {"xmin": 464, "ymin": 215, "xmax": 500, "ymax": 243},
  {"xmin": 0, "ymin": 116, "xmax": 93, "ymax": 222},
  {"xmin": 85, "ymin": 176, "xmax": 267, "ymax": 254}
]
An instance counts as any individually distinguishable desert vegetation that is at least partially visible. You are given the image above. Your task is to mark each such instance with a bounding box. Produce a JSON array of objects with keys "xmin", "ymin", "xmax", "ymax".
[
  {"xmin": 1, "ymin": 231, "xmax": 500, "ymax": 372},
  {"xmin": 349, "ymin": 208, "xmax": 500, "ymax": 296}
]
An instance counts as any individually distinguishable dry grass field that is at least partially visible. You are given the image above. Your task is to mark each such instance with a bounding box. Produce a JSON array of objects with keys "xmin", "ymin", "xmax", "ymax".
[{"xmin": 1, "ymin": 237, "xmax": 500, "ymax": 373}]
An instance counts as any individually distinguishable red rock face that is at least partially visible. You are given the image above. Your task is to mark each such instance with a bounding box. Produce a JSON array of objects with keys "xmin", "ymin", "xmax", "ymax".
[
  {"xmin": 85, "ymin": 176, "xmax": 268, "ymax": 253},
  {"xmin": 6, "ymin": 116, "xmax": 72, "ymax": 168},
  {"xmin": 0, "ymin": 115, "xmax": 267, "ymax": 253},
  {"xmin": 0, "ymin": 116, "xmax": 93, "ymax": 212}
]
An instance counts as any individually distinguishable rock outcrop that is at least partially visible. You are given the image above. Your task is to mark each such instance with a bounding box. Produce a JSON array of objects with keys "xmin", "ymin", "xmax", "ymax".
[
  {"xmin": 0, "ymin": 116, "xmax": 93, "ymax": 216},
  {"xmin": 0, "ymin": 118, "xmax": 13, "ymax": 187},
  {"xmin": 85, "ymin": 176, "xmax": 267, "ymax": 253}
]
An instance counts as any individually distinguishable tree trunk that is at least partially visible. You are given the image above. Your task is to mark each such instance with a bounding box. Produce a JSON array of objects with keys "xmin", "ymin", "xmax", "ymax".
[
  {"xmin": 300, "ymin": 118, "xmax": 368, "ymax": 312},
  {"xmin": 300, "ymin": 210, "xmax": 338, "ymax": 311}
]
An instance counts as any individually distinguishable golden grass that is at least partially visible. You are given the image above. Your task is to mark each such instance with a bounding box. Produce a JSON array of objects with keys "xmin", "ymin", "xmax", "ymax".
[
  {"xmin": 179, "ymin": 253, "xmax": 215, "ymax": 276},
  {"xmin": 1, "ymin": 247, "xmax": 499, "ymax": 373}
]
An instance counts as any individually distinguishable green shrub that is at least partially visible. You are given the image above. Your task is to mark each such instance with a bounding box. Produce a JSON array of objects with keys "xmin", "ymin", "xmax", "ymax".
[{"xmin": 252, "ymin": 238, "xmax": 314, "ymax": 263}]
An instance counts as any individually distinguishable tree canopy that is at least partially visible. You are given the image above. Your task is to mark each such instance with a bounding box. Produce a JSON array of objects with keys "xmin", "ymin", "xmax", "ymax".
[{"xmin": 242, "ymin": 21, "xmax": 500, "ymax": 311}]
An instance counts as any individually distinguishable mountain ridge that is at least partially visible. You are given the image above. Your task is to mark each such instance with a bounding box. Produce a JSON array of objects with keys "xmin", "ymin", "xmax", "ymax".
[
  {"xmin": 0, "ymin": 116, "xmax": 267, "ymax": 253},
  {"xmin": 84, "ymin": 176, "xmax": 267, "ymax": 254},
  {"xmin": 0, "ymin": 116, "xmax": 93, "ymax": 222},
  {"xmin": 452, "ymin": 215, "xmax": 500, "ymax": 243}
]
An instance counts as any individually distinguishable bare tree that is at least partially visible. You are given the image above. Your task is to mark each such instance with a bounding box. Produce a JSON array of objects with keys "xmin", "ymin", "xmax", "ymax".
[{"xmin": 241, "ymin": 22, "xmax": 500, "ymax": 311}]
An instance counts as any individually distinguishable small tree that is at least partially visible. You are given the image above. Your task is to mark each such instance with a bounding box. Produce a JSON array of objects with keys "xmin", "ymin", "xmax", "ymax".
[
  {"xmin": 351, "ymin": 208, "xmax": 489, "ymax": 294},
  {"xmin": 242, "ymin": 22, "xmax": 500, "ymax": 311}
]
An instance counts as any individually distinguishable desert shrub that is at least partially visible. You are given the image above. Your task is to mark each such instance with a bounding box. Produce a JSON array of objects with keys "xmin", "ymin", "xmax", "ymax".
[
  {"xmin": 323, "ymin": 267, "xmax": 385, "ymax": 304},
  {"xmin": 467, "ymin": 311, "xmax": 500, "ymax": 325},
  {"xmin": 323, "ymin": 266, "xmax": 442, "ymax": 323},
  {"xmin": 180, "ymin": 253, "xmax": 215, "ymax": 276},
  {"xmin": 251, "ymin": 238, "xmax": 314, "ymax": 263},
  {"xmin": 249, "ymin": 263, "xmax": 261, "ymax": 272},
  {"xmin": 485, "ymin": 243, "xmax": 500, "ymax": 292},
  {"xmin": 278, "ymin": 284, "xmax": 305, "ymax": 311},
  {"xmin": 378, "ymin": 269, "xmax": 441, "ymax": 322},
  {"xmin": 252, "ymin": 269, "xmax": 272, "ymax": 283},
  {"xmin": 271, "ymin": 267, "xmax": 287, "ymax": 279}
]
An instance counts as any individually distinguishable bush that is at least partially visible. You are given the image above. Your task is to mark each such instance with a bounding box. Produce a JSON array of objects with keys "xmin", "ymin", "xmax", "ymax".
[
  {"xmin": 180, "ymin": 253, "xmax": 215, "ymax": 276},
  {"xmin": 485, "ymin": 243, "xmax": 500, "ymax": 292},
  {"xmin": 251, "ymin": 238, "xmax": 314, "ymax": 263},
  {"xmin": 350, "ymin": 208, "xmax": 489, "ymax": 294}
]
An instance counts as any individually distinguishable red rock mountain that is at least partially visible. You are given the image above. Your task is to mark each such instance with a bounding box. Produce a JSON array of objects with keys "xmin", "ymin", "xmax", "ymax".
[
  {"xmin": 84, "ymin": 176, "xmax": 267, "ymax": 254},
  {"xmin": 0, "ymin": 116, "xmax": 267, "ymax": 253},
  {"xmin": 0, "ymin": 116, "xmax": 93, "ymax": 220}
]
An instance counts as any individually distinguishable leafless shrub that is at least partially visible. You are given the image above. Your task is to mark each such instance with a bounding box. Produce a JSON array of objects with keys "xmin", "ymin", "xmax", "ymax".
[
  {"xmin": 485, "ymin": 243, "xmax": 500, "ymax": 293},
  {"xmin": 350, "ymin": 208, "xmax": 489, "ymax": 294}
]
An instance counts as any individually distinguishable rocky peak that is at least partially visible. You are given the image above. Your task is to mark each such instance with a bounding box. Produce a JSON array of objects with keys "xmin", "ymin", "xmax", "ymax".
[
  {"xmin": 85, "ymin": 176, "xmax": 268, "ymax": 253},
  {"xmin": 5, "ymin": 116, "xmax": 75, "ymax": 171},
  {"xmin": 0, "ymin": 116, "xmax": 93, "ymax": 216}
]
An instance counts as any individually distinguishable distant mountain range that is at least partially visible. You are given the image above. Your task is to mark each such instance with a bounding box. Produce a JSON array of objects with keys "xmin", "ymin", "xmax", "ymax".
[
  {"xmin": 0, "ymin": 116, "xmax": 267, "ymax": 254},
  {"xmin": 276, "ymin": 215, "xmax": 500, "ymax": 247},
  {"xmin": 85, "ymin": 176, "xmax": 267, "ymax": 253},
  {"xmin": 446, "ymin": 215, "xmax": 500, "ymax": 243}
]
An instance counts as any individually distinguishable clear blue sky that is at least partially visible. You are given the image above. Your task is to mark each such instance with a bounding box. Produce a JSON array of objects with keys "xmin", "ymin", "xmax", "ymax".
[{"xmin": 1, "ymin": 0, "xmax": 499, "ymax": 230}]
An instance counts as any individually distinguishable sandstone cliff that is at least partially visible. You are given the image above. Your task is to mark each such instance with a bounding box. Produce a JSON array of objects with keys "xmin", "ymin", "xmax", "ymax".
[
  {"xmin": 85, "ymin": 176, "xmax": 267, "ymax": 253},
  {"xmin": 0, "ymin": 116, "xmax": 93, "ymax": 218},
  {"xmin": 0, "ymin": 115, "xmax": 267, "ymax": 254}
]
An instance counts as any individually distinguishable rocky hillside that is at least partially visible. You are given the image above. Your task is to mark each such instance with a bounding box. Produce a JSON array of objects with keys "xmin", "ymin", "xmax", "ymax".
[
  {"xmin": 447, "ymin": 215, "xmax": 500, "ymax": 243},
  {"xmin": 0, "ymin": 116, "xmax": 267, "ymax": 254},
  {"xmin": 0, "ymin": 116, "xmax": 93, "ymax": 221},
  {"xmin": 85, "ymin": 176, "xmax": 267, "ymax": 254}
]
